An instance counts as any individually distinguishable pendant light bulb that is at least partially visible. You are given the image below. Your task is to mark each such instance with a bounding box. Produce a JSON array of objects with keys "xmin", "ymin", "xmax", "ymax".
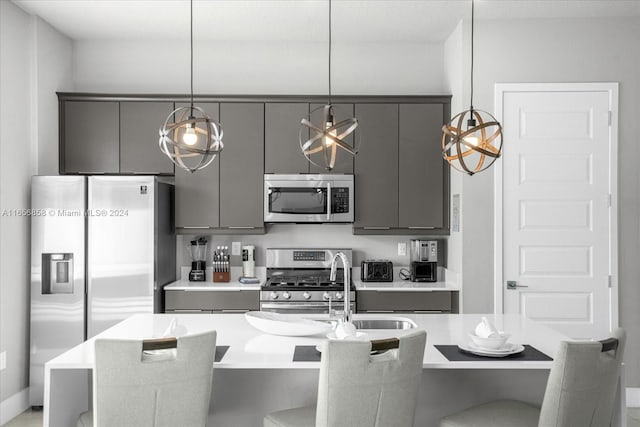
[
  {"xmin": 324, "ymin": 113, "xmax": 336, "ymax": 147},
  {"xmin": 183, "ymin": 124, "xmax": 198, "ymax": 146}
]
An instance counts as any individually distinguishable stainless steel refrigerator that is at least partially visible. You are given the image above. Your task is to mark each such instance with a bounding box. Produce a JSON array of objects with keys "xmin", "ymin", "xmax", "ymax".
[{"xmin": 29, "ymin": 175, "xmax": 175, "ymax": 406}]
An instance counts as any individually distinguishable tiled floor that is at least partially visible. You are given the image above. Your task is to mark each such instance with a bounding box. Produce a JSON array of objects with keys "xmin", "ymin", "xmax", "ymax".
[{"xmin": 5, "ymin": 408, "xmax": 640, "ymax": 426}]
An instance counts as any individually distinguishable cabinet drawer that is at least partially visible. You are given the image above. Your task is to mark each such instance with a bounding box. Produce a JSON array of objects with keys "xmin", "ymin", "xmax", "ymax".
[
  {"xmin": 356, "ymin": 291, "xmax": 452, "ymax": 312},
  {"xmin": 165, "ymin": 290, "xmax": 259, "ymax": 312}
]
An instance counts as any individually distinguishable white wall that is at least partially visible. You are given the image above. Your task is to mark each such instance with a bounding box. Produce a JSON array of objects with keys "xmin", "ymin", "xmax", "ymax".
[
  {"xmin": 0, "ymin": 3, "xmax": 72, "ymax": 421},
  {"xmin": 73, "ymin": 39, "xmax": 446, "ymax": 94},
  {"xmin": 464, "ymin": 16, "xmax": 640, "ymax": 383},
  {"xmin": 35, "ymin": 18, "xmax": 74, "ymax": 175},
  {"xmin": 0, "ymin": 0, "xmax": 36, "ymax": 412}
]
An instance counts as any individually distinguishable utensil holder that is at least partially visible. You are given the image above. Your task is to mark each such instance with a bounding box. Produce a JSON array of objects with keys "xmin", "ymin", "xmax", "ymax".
[{"xmin": 213, "ymin": 271, "xmax": 230, "ymax": 282}]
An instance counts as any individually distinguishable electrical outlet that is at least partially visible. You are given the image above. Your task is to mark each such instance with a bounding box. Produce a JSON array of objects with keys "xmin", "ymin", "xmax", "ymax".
[
  {"xmin": 231, "ymin": 242, "xmax": 241, "ymax": 256},
  {"xmin": 0, "ymin": 351, "xmax": 6, "ymax": 371},
  {"xmin": 398, "ymin": 242, "xmax": 407, "ymax": 256}
]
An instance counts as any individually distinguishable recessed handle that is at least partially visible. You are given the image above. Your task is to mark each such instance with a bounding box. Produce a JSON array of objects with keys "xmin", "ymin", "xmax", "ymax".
[{"xmin": 507, "ymin": 281, "xmax": 528, "ymax": 290}]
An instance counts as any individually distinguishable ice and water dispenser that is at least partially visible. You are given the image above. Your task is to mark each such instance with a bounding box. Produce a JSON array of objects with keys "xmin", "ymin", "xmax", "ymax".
[{"xmin": 41, "ymin": 253, "xmax": 74, "ymax": 294}]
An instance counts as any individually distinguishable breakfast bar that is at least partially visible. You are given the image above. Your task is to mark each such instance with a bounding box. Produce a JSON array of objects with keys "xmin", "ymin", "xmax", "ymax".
[{"xmin": 44, "ymin": 313, "xmax": 624, "ymax": 427}]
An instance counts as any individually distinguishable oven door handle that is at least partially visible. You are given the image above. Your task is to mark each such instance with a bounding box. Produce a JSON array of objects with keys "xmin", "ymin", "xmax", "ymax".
[
  {"xmin": 326, "ymin": 182, "xmax": 331, "ymax": 221},
  {"xmin": 261, "ymin": 303, "xmax": 341, "ymax": 310}
]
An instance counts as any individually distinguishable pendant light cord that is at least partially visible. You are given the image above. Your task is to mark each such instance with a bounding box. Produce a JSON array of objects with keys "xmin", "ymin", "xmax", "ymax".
[
  {"xmin": 469, "ymin": 0, "xmax": 474, "ymax": 110},
  {"xmin": 190, "ymin": 0, "xmax": 194, "ymax": 111},
  {"xmin": 328, "ymin": 0, "xmax": 332, "ymax": 106}
]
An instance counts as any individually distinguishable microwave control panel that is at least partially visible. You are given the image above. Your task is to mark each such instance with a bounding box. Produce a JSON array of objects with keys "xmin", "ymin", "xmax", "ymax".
[{"xmin": 331, "ymin": 188, "xmax": 350, "ymax": 213}]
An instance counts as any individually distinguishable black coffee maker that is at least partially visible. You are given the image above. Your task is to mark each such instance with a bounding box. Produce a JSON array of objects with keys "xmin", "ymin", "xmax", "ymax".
[{"xmin": 188, "ymin": 237, "xmax": 208, "ymax": 281}]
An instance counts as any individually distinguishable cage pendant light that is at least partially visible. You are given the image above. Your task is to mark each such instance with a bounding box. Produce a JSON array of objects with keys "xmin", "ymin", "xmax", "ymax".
[
  {"xmin": 159, "ymin": 0, "xmax": 223, "ymax": 173},
  {"xmin": 442, "ymin": 0, "xmax": 502, "ymax": 176},
  {"xmin": 299, "ymin": 0, "xmax": 359, "ymax": 171}
]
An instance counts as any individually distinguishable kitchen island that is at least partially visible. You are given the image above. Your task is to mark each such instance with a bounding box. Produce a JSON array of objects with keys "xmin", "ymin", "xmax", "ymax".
[{"xmin": 44, "ymin": 313, "xmax": 625, "ymax": 427}]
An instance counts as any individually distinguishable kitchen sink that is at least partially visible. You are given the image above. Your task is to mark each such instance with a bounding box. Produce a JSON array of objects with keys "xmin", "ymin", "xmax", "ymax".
[{"xmin": 351, "ymin": 318, "xmax": 417, "ymax": 330}]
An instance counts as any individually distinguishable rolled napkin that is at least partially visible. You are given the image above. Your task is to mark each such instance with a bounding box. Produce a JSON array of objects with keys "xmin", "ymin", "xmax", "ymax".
[
  {"xmin": 334, "ymin": 320, "xmax": 357, "ymax": 339},
  {"xmin": 474, "ymin": 316, "xmax": 499, "ymax": 338}
]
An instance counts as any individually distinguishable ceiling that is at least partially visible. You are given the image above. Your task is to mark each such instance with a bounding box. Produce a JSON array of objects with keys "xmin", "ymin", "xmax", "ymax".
[{"xmin": 12, "ymin": 0, "xmax": 640, "ymax": 43}]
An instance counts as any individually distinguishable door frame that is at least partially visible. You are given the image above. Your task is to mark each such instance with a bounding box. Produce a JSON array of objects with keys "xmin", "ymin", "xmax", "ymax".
[{"xmin": 493, "ymin": 82, "xmax": 619, "ymax": 330}]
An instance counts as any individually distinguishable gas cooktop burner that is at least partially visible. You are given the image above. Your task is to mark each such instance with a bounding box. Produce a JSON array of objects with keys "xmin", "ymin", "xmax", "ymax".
[{"xmin": 265, "ymin": 276, "xmax": 345, "ymax": 289}]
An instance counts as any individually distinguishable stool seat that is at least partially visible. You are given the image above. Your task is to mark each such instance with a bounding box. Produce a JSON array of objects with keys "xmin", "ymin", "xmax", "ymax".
[
  {"xmin": 264, "ymin": 405, "xmax": 316, "ymax": 427},
  {"xmin": 263, "ymin": 330, "xmax": 427, "ymax": 427},
  {"xmin": 440, "ymin": 399, "xmax": 540, "ymax": 427}
]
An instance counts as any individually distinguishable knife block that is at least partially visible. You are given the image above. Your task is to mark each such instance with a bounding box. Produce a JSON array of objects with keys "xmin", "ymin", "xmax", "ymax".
[{"xmin": 213, "ymin": 272, "xmax": 230, "ymax": 283}]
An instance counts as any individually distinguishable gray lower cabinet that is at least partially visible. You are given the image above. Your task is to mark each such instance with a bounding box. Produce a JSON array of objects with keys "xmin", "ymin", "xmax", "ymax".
[
  {"xmin": 165, "ymin": 290, "xmax": 259, "ymax": 312},
  {"xmin": 62, "ymin": 101, "xmax": 120, "ymax": 174},
  {"xmin": 309, "ymin": 103, "xmax": 355, "ymax": 174},
  {"xmin": 175, "ymin": 103, "xmax": 221, "ymax": 230},
  {"xmin": 120, "ymin": 101, "xmax": 175, "ymax": 174},
  {"xmin": 219, "ymin": 103, "xmax": 264, "ymax": 229},
  {"xmin": 398, "ymin": 103, "xmax": 448, "ymax": 229},
  {"xmin": 356, "ymin": 290, "xmax": 456, "ymax": 313},
  {"xmin": 353, "ymin": 104, "xmax": 399, "ymax": 229},
  {"xmin": 264, "ymin": 103, "xmax": 310, "ymax": 173}
]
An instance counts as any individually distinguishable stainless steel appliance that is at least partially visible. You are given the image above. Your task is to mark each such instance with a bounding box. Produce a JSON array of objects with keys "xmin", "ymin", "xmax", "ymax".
[
  {"xmin": 261, "ymin": 248, "xmax": 355, "ymax": 314},
  {"xmin": 264, "ymin": 174, "xmax": 354, "ymax": 223},
  {"xmin": 29, "ymin": 176, "xmax": 175, "ymax": 406},
  {"xmin": 188, "ymin": 237, "xmax": 208, "ymax": 281},
  {"xmin": 409, "ymin": 240, "xmax": 438, "ymax": 282},
  {"xmin": 242, "ymin": 244, "xmax": 256, "ymax": 277},
  {"xmin": 410, "ymin": 240, "xmax": 438, "ymax": 262},
  {"xmin": 361, "ymin": 260, "xmax": 394, "ymax": 282}
]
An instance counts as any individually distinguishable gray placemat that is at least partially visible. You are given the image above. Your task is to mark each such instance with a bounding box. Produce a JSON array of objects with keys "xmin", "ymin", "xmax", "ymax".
[
  {"xmin": 293, "ymin": 345, "xmax": 321, "ymax": 362},
  {"xmin": 215, "ymin": 346, "xmax": 229, "ymax": 362},
  {"xmin": 435, "ymin": 344, "xmax": 552, "ymax": 362}
]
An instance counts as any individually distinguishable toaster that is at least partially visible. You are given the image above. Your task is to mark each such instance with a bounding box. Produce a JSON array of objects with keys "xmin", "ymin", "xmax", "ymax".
[{"xmin": 361, "ymin": 260, "xmax": 394, "ymax": 282}]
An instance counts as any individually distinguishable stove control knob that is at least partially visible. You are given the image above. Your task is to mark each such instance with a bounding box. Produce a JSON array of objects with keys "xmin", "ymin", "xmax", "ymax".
[
  {"xmin": 303, "ymin": 292, "xmax": 311, "ymax": 300},
  {"xmin": 323, "ymin": 292, "xmax": 331, "ymax": 301},
  {"xmin": 282, "ymin": 291, "xmax": 291, "ymax": 300},
  {"xmin": 270, "ymin": 291, "xmax": 278, "ymax": 300},
  {"xmin": 335, "ymin": 292, "xmax": 343, "ymax": 300}
]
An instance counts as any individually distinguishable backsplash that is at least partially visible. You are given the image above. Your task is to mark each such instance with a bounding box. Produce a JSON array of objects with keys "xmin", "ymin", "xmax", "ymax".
[{"xmin": 177, "ymin": 224, "xmax": 447, "ymax": 273}]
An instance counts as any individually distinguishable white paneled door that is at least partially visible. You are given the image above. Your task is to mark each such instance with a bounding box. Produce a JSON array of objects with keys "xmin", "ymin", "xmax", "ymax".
[{"xmin": 496, "ymin": 83, "xmax": 618, "ymax": 339}]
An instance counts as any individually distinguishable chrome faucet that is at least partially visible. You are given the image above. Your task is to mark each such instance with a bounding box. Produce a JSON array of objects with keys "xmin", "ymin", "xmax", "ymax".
[{"xmin": 329, "ymin": 252, "xmax": 351, "ymax": 324}]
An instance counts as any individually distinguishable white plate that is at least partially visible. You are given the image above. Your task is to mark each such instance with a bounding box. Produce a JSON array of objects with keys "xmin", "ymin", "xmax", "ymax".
[
  {"xmin": 468, "ymin": 342, "xmax": 520, "ymax": 354},
  {"xmin": 244, "ymin": 311, "xmax": 332, "ymax": 336},
  {"xmin": 458, "ymin": 343, "xmax": 525, "ymax": 357},
  {"xmin": 326, "ymin": 331, "xmax": 368, "ymax": 341}
]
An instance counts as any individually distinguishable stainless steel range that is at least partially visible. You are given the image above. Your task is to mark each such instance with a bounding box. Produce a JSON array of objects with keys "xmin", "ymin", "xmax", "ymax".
[{"xmin": 261, "ymin": 248, "xmax": 355, "ymax": 314}]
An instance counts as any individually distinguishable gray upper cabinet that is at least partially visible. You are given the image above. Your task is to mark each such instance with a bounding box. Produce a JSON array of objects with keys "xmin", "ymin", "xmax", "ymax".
[
  {"xmin": 219, "ymin": 103, "xmax": 265, "ymax": 229},
  {"xmin": 264, "ymin": 103, "xmax": 310, "ymax": 173},
  {"xmin": 174, "ymin": 102, "xmax": 220, "ymax": 229},
  {"xmin": 119, "ymin": 102, "xmax": 175, "ymax": 174},
  {"xmin": 354, "ymin": 104, "xmax": 399, "ymax": 229},
  {"xmin": 309, "ymin": 103, "xmax": 355, "ymax": 174},
  {"xmin": 62, "ymin": 101, "xmax": 119, "ymax": 174},
  {"xmin": 398, "ymin": 103, "xmax": 448, "ymax": 229}
]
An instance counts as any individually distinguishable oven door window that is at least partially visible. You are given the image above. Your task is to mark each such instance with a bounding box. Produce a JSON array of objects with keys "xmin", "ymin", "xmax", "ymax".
[{"xmin": 268, "ymin": 188, "xmax": 327, "ymax": 214}]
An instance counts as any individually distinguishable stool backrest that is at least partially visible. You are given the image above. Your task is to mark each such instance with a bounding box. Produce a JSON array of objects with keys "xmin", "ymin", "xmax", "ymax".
[
  {"xmin": 316, "ymin": 329, "xmax": 427, "ymax": 427},
  {"xmin": 538, "ymin": 328, "xmax": 625, "ymax": 427},
  {"xmin": 92, "ymin": 331, "xmax": 216, "ymax": 427}
]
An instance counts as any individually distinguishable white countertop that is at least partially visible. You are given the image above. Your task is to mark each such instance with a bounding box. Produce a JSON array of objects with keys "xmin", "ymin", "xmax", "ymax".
[
  {"xmin": 47, "ymin": 312, "xmax": 566, "ymax": 371},
  {"xmin": 166, "ymin": 266, "xmax": 265, "ymax": 291},
  {"xmin": 353, "ymin": 266, "xmax": 459, "ymax": 291}
]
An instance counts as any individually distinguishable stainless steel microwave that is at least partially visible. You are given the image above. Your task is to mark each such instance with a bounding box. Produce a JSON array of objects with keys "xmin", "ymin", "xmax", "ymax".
[{"xmin": 264, "ymin": 174, "xmax": 354, "ymax": 223}]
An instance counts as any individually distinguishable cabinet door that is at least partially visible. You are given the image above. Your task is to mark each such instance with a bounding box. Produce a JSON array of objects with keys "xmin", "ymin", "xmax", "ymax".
[
  {"xmin": 174, "ymin": 103, "xmax": 220, "ymax": 229},
  {"xmin": 309, "ymin": 103, "xmax": 355, "ymax": 173},
  {"xmin": 63, "ymin": 101, "xmax": 119, "ymax": 174},
  {"xmin": 219, "ymin": 103, "xmax": 265, "ymax": 229},
  {"xmin": 353, "ymin": 104, "xmax": 399, "ymax": 229},
  {"xmin": 120, "ymin": 102, "xmax": 175, "ymax": 174},
  {"xmin": 264, "ymin": 103, "xmax": 310, "ymax": 173},
  {"xmin": 399, "ymin": 103, "xmax": 447, "ymax": 229}
]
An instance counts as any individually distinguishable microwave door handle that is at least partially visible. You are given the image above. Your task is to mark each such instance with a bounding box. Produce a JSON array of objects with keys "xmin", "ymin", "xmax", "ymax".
[{"xmin": 326, "ymin": 183, "xmax": 331, "ymax": 221}]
